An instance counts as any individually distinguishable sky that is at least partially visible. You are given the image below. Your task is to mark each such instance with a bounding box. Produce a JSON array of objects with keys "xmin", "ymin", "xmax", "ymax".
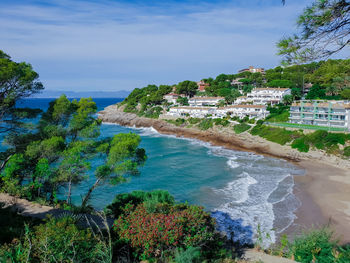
[{"xmin": 1, "ymin": 0, "xmax": 346, "ymax": 92}]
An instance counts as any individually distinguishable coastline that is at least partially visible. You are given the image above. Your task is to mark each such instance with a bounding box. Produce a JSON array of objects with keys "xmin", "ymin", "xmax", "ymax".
[{"xmin": 98, "ymin": 105, "xmax": 350, "ymax": 243}]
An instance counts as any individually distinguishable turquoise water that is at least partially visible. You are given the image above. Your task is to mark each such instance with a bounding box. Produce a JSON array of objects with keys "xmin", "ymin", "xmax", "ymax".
[{"xmin": 3, "ymin": 98, "xmax": 304, "ymax": 246}]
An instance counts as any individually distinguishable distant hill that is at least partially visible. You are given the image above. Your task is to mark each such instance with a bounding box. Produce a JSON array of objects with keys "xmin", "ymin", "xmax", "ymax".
[{"xmin": 32, "ymin": 90, "xmax": 131, "ymax": 98}]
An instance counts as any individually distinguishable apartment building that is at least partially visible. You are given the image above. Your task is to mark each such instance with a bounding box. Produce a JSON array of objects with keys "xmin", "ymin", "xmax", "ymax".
[
  {"xmin": 239, "ymin": 88, "xmax": 291, "ymax": 105},
  {"xmin": 167, "ymin": 106, "xmax": 215, "ymax": 118},
  {"xmin": 215, "ymin": 105, "xmax": 268, "ymax": 119},
  {"xmin": 289, "ymin": 100, "xmax": 350, "ymax": 130},
  {"xmin": 189, "ymin": 96, "xmax": 224, "ymax": 106}
]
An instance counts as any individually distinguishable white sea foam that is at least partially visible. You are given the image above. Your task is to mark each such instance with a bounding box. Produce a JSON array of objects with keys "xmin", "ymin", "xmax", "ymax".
[{"xmin": 102, "ymin": 121, "xmax": 303, "ymax": 247}]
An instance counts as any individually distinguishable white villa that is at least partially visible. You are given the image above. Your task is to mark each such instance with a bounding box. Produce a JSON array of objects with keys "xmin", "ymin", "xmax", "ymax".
[
  {"xmin": 235, "ymin": 88, "xmax": 291, "ymax": 105},
  {"xmin": 163, "ymin": 93, "xmax": 182, "ymax": 104},
  {"xmin": 215, "ymin": 105, "xmax": 268, "ymax": 119},
  {"xmin": 189, "ymin": 96, "xmax": 224, "ymax": 106},
  {"xmin": 167, "ymin": 106, "xmax": 216, "ymax": 118},
  {"xmin": 290, "ymin": 100, "xmax": 350, "ymax": 130}
]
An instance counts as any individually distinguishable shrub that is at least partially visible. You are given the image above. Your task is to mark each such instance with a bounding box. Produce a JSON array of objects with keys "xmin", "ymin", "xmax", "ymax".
[
  {"xmin": 287, "ymin": 228, "xmax": 338, "ymax": 263},
  {"xmin": 174, "ymin": 247, "xmax": 201, "ymax": 263},
  {"xmin": 105, "ymin": 190, "xmax": 175, "ymax": 218},
  {"xmin": 344, "ymin": 146, "xmax": 350, "ymax": 157},
  {"xmin": 250, "ymin": 125, "xmax": 293, "ymax": 145},
  {"xmin": 188, "ymin": 118, "xmax": 201, "ymax": 125},
  {"xmin": 233, "ymin": 123, "xmax": 251, "ymax": 134},
  {"xmin": 291, "ymin": 137, "xmax": 310, "ymax": 152},
  {"xmin": 0, "ymin": 217, "xmax": 103, "ymax": 263},
  {"xmin": 114, "ymin": 203, "xmax": 217, "ymax": 260},
  {"xmin": 198, "ymin": 119, "xmax": 213, "ymax": 130},
  {"xmin": 214, "ymin": 118, "xmax": 230, "ymax": 127}
]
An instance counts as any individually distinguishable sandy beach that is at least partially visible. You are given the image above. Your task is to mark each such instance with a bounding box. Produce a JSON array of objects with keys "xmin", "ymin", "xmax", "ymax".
[{"xmin": 99, "ymin": 104, "xmax": 350, "ymax": 243}]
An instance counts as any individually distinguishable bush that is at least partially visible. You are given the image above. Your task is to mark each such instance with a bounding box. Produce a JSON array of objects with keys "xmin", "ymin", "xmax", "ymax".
[
  {"xmin": 344, "ymin": 146, "xmax": 350, "ymax": 157},
  {"xmin": 0, "ymin": 217, "xmax": 104, "ymax": 263},
  {"xmin": 250, "ymin": 125, "xmax": 294, "ymax": 145},
  {"xmin": 188, "ymin": 118, "xmax": 201, "ymax": 125},
  {"xmin": 291, "ymin": 137, "xmax": 310, "ymax": 152},
  {"xmin": 198, "ymin": 119, "xmax": 213, "ymax": 130},
  {"xmin": 233, "ymin": 123, "xmax": 251, "ymax": 134},
  {"xmin": 166, "ymin": 118, "xmax": 187, "ymax": 126},
  {"xmin": 174, "ymin": 247, "xmax": 201, "ymax": 263},
  {"xmin": 105, "ymin": 190, "xmax": 175, "ymax": 218},
  {"xmin": 287, "ymin": 228, "xmax": 338, "ymax": 263},
  {"xmin": 214, "ymin": 118, "xmax": 230, "ymax": 127},
  {"xmin": 114, "ymin": 203, "xmax": 218, "ymax": 260}
]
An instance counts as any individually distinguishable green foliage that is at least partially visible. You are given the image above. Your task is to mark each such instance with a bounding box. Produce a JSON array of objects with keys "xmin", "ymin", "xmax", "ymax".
[
  {"xmin": 214, "ymin": 118, "xmax": 230, "ymax": 127},
  {"xmin": 306, "ymin": 84, "xmax": 326, "ymax": 99},
  {"xmin": 198, "ymin": 119, "xmax": 213, "ymax": 130},
  {"xmin": 250, "ymin": 125, "xmax": 295, "ymax": 145},
  {"xmin": 174, "ymin": 247, "xmax": 201, "ymax": 263},
  {"xmin": 233, "ymin": 123, "xmax": 251, "ymax": 134},
  {"xmin": 291, "ymin": 137, "xmax": 310, "ymax": 152},
  {"xmin": 277, "ymin": 1, "xmax": 350, "ymax": 63},
  {"xmin": 344, "ymin": 146, "xmax": 350, "ymax": 157},
  {"xmin": 114, "ymin": 202, "xmax": 218, "ymax": 260},
  {"xmin": 176, "ymin": 81, "xmax": 198, "ymax": 97},
  {"xmin": 166, "ymin": 118, "xmax": 187, "ymax": 126},
  {"xmin": 188, "ymin": 118, "xmax": 201, "ymax": 125},
  {"xmin": 266, "ymin": 105, "xmax": 290, "ymax": 123},
  {"xmin": 0, "ymin": 50, "xmax": 44, "ymax": 135},
  {"xmin": 288, "ymin": 228, "xmax": 338, "ymax": 263},
  {"xmin": 105, "ymin": 190, "xmax": 175, "ymax": 218},
  {"xmin": 0, "ymin": 217, "xmax": 107, "ymax": 263},
  {"xmin": 176, "ymin": 97, "xmax": 189, "ymax": 106},
  {"xmin": 340, "ymin": 88, "xmax": 350, "ymax": 100}
]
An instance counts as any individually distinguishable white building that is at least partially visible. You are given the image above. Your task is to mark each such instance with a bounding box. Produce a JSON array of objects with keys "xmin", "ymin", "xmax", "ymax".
[
  {"xmin": 189, "ymin": 96, "xmax": 224, "ymax": 106},
  {"xmin": 290, "ymin": 100, "xmax": 350, "ymax": 130},
  {"xmin": 241, "ymin": 88, "xmax": 291, "ymax": 105},
  {"xmin": 167, "ymin": 106, "xmax": 216, "ymax": 118},
  {"xmin": 235, "ymin": 96, "xmax": 253, "ymax": 104},
  {"xmin": 215, "ymin": 105, "xmax": 268, "ymax": 120},
  {"xmin": 163, "ymin": 93, "xmax": 182, "ymax": 104}
]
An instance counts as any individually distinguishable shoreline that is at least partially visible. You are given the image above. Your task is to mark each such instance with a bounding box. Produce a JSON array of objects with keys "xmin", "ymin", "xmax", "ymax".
[{"xmin": 98, "ymin": 105, "xmax": 350, "ymax": 244}]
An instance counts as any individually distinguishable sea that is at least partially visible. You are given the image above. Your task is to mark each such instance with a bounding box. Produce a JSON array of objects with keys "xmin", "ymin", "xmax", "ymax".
[{"xmin": 4, "ymin": 98, "xmax": 305, "ymax": 247}]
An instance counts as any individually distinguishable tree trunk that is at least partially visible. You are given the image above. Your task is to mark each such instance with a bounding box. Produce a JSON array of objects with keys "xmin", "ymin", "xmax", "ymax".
[
  {"xmin": 66, "ymin": 179, "xmax": 72, "ymax": 204},
  {"xmin": 81, "ymin": 178, "xmax": 101, "ymax": 208}
]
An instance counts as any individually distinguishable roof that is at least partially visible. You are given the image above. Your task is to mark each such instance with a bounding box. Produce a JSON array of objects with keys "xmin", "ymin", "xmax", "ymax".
[
  {"xmin": 190, "ymin": 96, "xmax": 224, "ymax": 100},
  {"xmin": 253, "ymin": 88, "xmax": 290, "ymax": 91},
  {"xmin": 218, "ymin": 105, "xmax": 266, "ymax": 109},
  {"xmin": 292, "ymin": 100, "xmax": 350, "ymax": 109},
  {"xmin": 170, "ymin": 106, "xmax": 214, "ymax": 110},
  {"xmin": 165, "ymin": 93, "xmax": 180, "ymax": 96}
]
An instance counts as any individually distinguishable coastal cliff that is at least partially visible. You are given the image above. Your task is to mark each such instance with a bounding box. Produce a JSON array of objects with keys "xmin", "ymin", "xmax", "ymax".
[{"xmin": 99, "ymin": 104, "xmax": 350, "ymax": 243}]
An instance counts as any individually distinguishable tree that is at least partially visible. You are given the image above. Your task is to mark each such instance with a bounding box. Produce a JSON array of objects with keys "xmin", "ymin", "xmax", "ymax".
[
  {"xmin": 176, "ymin": 96, "xmax": 189, "ymax": 106},
  {"xmin": 176, "ymin": 81, "xmax": 198, "ymax": 97},
  {"xmin": 282, "ymin": 95, "xmax": 294, "ymax": 105},
  {"xmin": 0, "ymin": 50, "xmax": 43, "ymax": 134},
  {"xmin": 81, "ymin": 133, "xmax": 146, "ymax": 207},
  {"xmin": 341, "ymin": 88, "xmax": 350, "ymax": 99},
  {"xmin": 278, "ymin": 0, "xmax": 350, "ymax": 64}
]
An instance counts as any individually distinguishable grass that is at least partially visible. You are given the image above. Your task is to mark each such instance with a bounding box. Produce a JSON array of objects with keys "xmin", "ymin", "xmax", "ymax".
[
  {"xmin": 233, "ymin": 123, "xmax": 251, "ymax": 134},
  {"xmin": 250, "ymin": 125, "xmax": 299, "ymax": 145}
]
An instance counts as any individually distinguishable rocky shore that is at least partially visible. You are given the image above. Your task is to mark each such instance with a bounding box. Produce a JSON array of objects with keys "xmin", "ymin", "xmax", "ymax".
[{"xmin": 99, "ymin": 104, "xmax": 350, "ymax": 243}]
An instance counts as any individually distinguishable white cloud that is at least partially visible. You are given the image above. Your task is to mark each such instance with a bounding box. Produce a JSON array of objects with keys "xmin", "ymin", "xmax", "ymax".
[{"xmin": 0, "ymin": 0, "xmax": 336, "ymax": 91}]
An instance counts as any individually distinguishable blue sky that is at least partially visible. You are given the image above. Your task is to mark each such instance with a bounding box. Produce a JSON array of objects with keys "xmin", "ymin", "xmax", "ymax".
[{"xmin": 1, "ymin": 0, "xmax": 345, "ymax": 92}]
